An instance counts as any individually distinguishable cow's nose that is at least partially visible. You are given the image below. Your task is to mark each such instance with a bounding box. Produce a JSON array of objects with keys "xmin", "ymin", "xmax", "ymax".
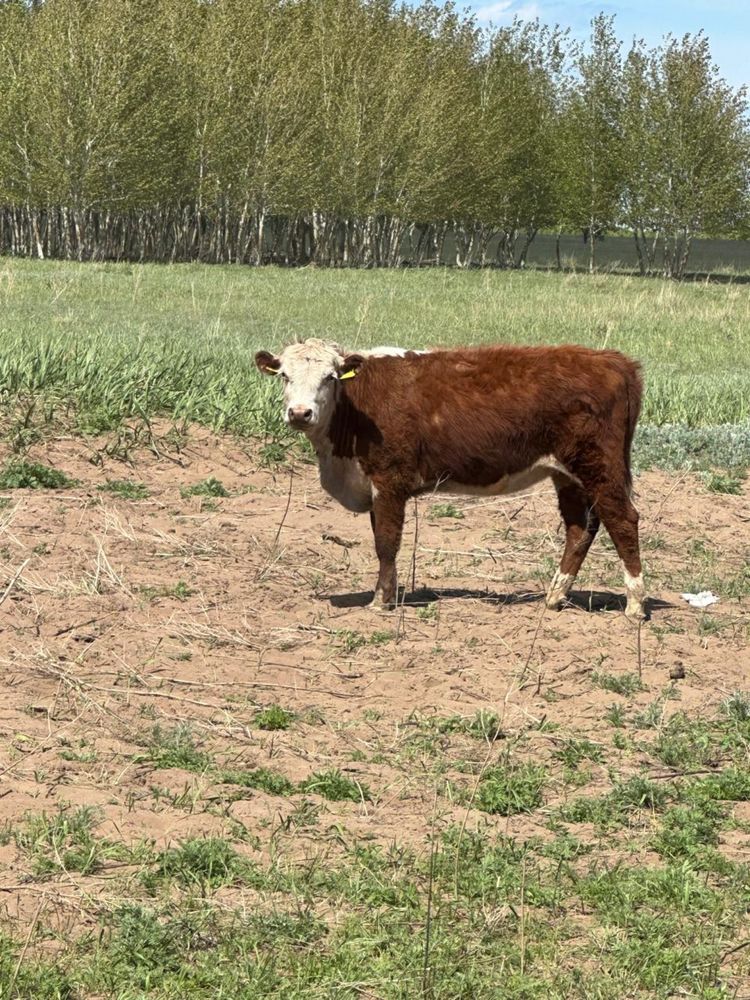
[{"xmin": 288, "ymin": 406, "xmax": 313, "ymax": 424}]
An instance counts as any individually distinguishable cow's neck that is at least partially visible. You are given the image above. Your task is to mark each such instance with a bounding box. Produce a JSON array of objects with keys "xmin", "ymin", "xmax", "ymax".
[{"xmin": 305, "ymin": 420, "xmax": 373, "ymax": 515}]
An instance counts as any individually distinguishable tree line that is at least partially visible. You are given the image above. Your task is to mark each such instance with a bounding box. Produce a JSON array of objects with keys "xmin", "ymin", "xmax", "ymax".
[{"xmin": 0, "ymin": 0, "xmax": 747, "ymax": 278}]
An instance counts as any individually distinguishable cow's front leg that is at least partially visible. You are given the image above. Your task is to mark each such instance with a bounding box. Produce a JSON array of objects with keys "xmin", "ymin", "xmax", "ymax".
[{"xmin": 369, "ymin": 492, "xmax": 406, "ymax": 608}]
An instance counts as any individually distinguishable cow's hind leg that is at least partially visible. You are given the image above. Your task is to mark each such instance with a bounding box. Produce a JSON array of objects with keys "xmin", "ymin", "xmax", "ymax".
[
  {"xmin": 369, "ymin": 493, "xmax": 406, "ymax": 609},
  {"xmin": 594, "ymin": 487, "xmax": 646, "ymax": 620},
  {"xmin": 546, "ymin": 480, "xmax": 600, "ymax": 610}
]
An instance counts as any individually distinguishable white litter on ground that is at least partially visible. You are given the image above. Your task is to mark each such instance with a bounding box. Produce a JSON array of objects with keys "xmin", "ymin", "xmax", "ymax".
[{"xmin": 680, "ymin": 591, "xmax": 720, "ymax": 608}]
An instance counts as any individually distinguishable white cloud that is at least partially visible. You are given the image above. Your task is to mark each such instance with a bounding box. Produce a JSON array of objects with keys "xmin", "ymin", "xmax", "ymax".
[{"xmin": 472, "ymin": 0, "xmax": 541, "ymax": 23}]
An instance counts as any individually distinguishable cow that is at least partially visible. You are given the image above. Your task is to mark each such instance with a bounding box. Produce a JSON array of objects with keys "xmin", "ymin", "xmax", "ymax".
[{"xmin": 255, "ymin": 338, "xmax": 646, "ymax": 620}]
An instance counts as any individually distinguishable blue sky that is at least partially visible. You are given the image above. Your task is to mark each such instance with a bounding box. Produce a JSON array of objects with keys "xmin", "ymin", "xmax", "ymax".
[{"xmin": 461, "ymin": 0, "xmax": 749, "ymax": 90}]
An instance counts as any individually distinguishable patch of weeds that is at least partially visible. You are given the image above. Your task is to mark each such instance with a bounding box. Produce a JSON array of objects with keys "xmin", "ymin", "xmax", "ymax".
[
  {"xmin": 722, "ymin": 690, "xmax": 750, "ymax": 723},
  {"xmin": 0, "ymin": 932, "xmax": 75, "ymax": 998},
  {"xmin": 333, "ymin": 628, "xmax": 393, "ymax": 653},
  {"xmin": 299, "ymin": 768, "xmax": 371, "ymax": 803},
  {"xmin": 220, "ymin": 767, "xmax": 295, "ymax": 797},
  {"xmin": 652, "ymin": 800, "xmax": 725, "ymax": 859},
  {"xmin": 281, "ymin": 798, "xmax": 322, "ymax": 830},
  {"xmin": 140, "ymin": 579, "xmax": 194, "ymax": 601},
  {"xmin": 0, "ymin": 461, "xmax": 77, "ymax": 490},
  {"xmin": 97, "ymin": 479, "xmax": 149, "ymax": 500},
  {"xmin": 576, "ymin": 862, "xmax": 726, "ymax": 994},
  {"xmin": 334, "ymin": 629, "xmax": 368, "ymax": 654},
  {"xmin": 13, "ymin": 806, "xmax": 125, "ymax": 877},
  {"xmin": 692, "ymin": 767, "xmax": 750, "ymax": 801},
  {"xmin": 428, "ymin": 502, "xmax": 464, "ymax": 519},
  {"xmin": 369, "ymin": 629, "xmax": 396, "ymax": 645},
  {"xmin": 101, "ymin": 905, "xmax": 185, "ymax": 990},
  {"xmin": 702, "ymin": 470, "xmax": 745, "ymax": 494},
  {"xmin": 474, "ymin": 762, "xmax": 546, "ymax": 816},
  {"xmin": 605, "ymin": 703, "xmax": 627, "ymax": 728},
  {"xmin": 540, "ymin": 832, "xmax": 593, "ymax": 862},
  {"xmin": 591, "ymin": 671, "xmax": 643, "ymax": 697},
  {"xmin": 149, "ymin": 837, "xmax": 253, "ymax": 890},
  {"xmin": 633, "ymin": 697, "xmax": 666, "ymax": 729},
  {"xmin": 255, "ymin": 704, "xmax": 295, "ymax": 731},
  {"xmin": 180, "ymin": 476, "xmax": 229, "ymax": 498},
  {"xmin": 612, "ymin": 731, "xmax": 629, "ymax": 750},
  {"xmin": 651, "ymin": 713, "xmax": 716, "ymax": 769},
  {"xmin": 259, "ymin": 441, "xmax": 289, "ymax": 466},
  {"xmin": 560, "ymin": 775, "xmax": 670, "ymax": 828},
  {"xmin": 552, "ymin": 738, "xmax": 604, "ymax": 769},
  {"xmin": 144, "ymin": 724, "xmax": 211, "ymax": 772},
  {"xmin": 417, "ymin": 603, "xmax": 438, "ymax": 622},
  {"xmin": 59, "ymin": 748, "xmax": 98, "ymax": 763},
  {"xmin": 436, "ymin": 710, "xmax": 503, "ymax": 741}
]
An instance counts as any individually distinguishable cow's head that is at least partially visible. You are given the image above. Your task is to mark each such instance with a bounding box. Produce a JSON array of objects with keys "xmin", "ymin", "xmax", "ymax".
[{"xmin": 255, "ymin": 339, "xmax": 363, "ymax": 433}]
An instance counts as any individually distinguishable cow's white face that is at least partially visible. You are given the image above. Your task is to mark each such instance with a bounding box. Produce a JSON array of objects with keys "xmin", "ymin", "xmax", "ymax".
[{"xmin": 255, "ymin": 339, "xmax": 361, "ymax": 434}]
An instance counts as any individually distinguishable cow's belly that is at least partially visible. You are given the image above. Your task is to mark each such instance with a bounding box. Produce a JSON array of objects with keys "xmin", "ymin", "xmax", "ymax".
[
  {"xmin": 319, "ymin": 454, "xmax": 373, "ymax": 513},
  {"xmin": 439, "ymin": 456, "xmax": 579, "ymax": 497}
]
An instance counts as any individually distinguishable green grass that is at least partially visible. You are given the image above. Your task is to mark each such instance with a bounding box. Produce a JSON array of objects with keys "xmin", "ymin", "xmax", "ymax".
[
  {"xmin": 254, "ymin": 704, "xmax": 296, "ymax": 731},
  {"xmin": 143, "ymin": 725, "xmax": 212, "ymax": 772},
  {"xmin": 428, "ymin": 502, "xmax": 464, "ymax": 519},
  {"xmin": 97, "ymin": 478, "xmax": 150, "ymax": 499},
  {"xmin": 179, "ymin": 477, "xmax": 229, "ymax": 499},
  {"xmin": 473, "ymin": 761, "xmax": 547, "ymax": 815},
  {"xmin": 299, "ymin": 768, "xmax": 371, "ymax": 803},
  {"xmin": 0, "ymin": 459, "xmax": 76, "ymax": 489},
  {"xmin": 0, "ymin": 260, "xmax": 749, "ymax": 470},
  {"xmin": 591, "ymin": 671, "xmax": 644, "ymax": 697}
]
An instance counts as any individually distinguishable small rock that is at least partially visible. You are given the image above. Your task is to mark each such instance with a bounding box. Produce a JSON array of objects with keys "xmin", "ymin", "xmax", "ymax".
[{"xmin": 669, "ymin": 662, "xmax": 686, "ymax": 680}]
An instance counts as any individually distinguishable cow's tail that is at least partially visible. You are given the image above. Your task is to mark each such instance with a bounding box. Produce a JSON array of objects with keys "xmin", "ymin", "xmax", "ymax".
[{"xmin": 623, "ymin": 361, "xmax": 643, "ymax": 492}]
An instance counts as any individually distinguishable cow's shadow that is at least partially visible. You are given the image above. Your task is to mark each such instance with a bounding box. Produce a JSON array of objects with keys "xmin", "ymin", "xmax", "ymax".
[{"xmin": 328, "ymin": 587, "xmax": 672, "ymax": 617}]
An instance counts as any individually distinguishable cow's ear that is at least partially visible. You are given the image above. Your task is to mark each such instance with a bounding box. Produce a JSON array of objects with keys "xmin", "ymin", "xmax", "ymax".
[
  {"xmin": 337, "ymin": 353, "xmax": 365, "ymax": 380},
  {"xmin": 255, "ymin": 351, "xmax": 281, "ymax": 376}
]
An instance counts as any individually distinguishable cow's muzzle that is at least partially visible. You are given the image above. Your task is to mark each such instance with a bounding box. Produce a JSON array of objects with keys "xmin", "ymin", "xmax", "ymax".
[{"xmin": 287, "ymin": 406, "xmax": 313, "ymax": 428}]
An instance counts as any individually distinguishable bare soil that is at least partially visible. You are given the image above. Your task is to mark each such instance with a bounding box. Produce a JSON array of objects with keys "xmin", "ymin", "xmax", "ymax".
[{"xmin": 1, "ymin": 426, "xmax": 749, "ymax": 934}]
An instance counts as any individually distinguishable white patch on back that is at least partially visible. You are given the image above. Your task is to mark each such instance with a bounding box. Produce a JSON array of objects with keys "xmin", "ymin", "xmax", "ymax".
[
  {"xmin": 366, "ymin": 346, "xmax": 428, "ymax": 358},
  {"xmin": 439, "ymin": 456, "xmax": 581, "ymax": 497}
]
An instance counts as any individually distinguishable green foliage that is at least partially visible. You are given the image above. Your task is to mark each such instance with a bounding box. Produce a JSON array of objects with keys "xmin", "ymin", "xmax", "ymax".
[
  {"xmin": 180, "ymin": 477, "xmax": 229, "ymax": 499},
  {"xmin": 0, "ymin": 460, "xmax": 75, "ymax": 489},
  {"xmin": 151, "ymin": 838, "xmax": 251, "ymax": 890},
  {"xmin": 145, "ymin": 725, "xmax": 211, "ymax": 772},
  {"xmin": 0, "ymin": 3, "xmax": 746, "ymax": 274},
  {"xmin": 299, "ymin": 769, "xmax": 371, "ymax": 803},
  {"xmin": 428, "ymin": 503, "xmax": 464, "ymax": 519},
  {"xmin": 13, "ymin": 806, "xmax": 125, "ymax": 878},
  {"xmin": 220, "ymin": 767, "xmax": 295, "ymax": 797},
  {"xmin": 702, "ymin": 470, "xmax": 745, "ymax": 494},
  {"xmin": 254, "ymin": 704, "xmax": 295, "ymax": 731},
  {"xmin": 552, "ymin": 738, "xmax": 604, "ymax": 769},
  {"xmin": 591, "ymin": 671, "xmax": 643, "ymax": 696},
  {"xmin": 560, "ymin": 775, "xmax": 670, "ymax": 827},
  {"xmin": 97, "ymin": 479, "xmax": 149, "ymax": 499},
  {"xmin": 474, "ymin": 762, "xmax": 546, "ymax": 816}
]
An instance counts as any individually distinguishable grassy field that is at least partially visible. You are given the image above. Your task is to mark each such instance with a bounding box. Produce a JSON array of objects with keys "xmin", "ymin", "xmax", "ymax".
[
  {"xmin": 1, "ymin": 259, "xmax": 750, "ymax": 998},
  {"xmin": 1, "ymin": 258, "xmax": 750, "ymax": 469}
]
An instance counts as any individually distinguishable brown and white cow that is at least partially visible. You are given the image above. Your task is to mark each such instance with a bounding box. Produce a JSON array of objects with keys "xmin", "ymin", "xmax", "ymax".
[{"xmin": 256, "ymin": 338, "xmax": 646, "ymax": 619}]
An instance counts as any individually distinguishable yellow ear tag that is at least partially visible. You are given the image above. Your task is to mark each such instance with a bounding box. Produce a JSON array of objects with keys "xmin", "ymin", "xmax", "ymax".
[{"xmin": 339, "ymin": 370, "xmax": 357, "ymax": 380}]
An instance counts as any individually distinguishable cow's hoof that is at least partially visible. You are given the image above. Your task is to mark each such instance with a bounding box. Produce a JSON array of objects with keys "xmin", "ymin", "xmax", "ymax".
[
  {"xmin": 545, "ymin": 572, "xmax": 574, "ymax": 611},
  {"xmin": 625, "ymin": 603, "xmax": 647, "ymax": 623},
  {"xmin": 368, "ymin": 594, "xmax": 395, "ymax": 612}
]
